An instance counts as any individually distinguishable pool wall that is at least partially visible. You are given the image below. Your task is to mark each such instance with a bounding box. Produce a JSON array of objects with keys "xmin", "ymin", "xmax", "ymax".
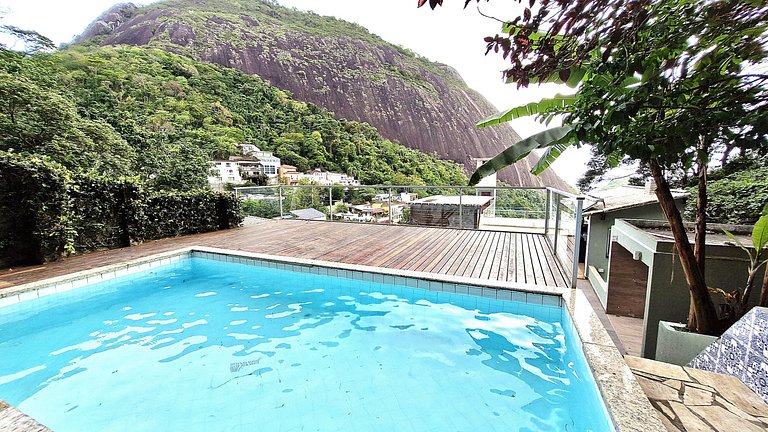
[{"xmin": 1, "ymin": 246, "xmax": 665, "ymax": 432}]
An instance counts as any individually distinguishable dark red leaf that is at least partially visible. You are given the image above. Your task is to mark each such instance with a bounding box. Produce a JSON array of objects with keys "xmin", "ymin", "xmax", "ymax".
[
  {"xmin": 484, "ymin": 36, "xmax": 495, "ymax": 43},
  {"xmin": 524, "ymin": 8, "xmax": 532, "ymax": 21},
  {"xmin": 559, "ymin": 69, "xmax": 571, "ymax": 82}
]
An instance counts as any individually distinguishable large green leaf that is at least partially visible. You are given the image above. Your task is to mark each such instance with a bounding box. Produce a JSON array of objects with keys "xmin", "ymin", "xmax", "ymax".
[
  {"xmin": 469, "ymin": 126, "xmax": 573, "ymax": 186},
  {"xmin": 531, "ymin": 133, "xmax": 577, "ymax": 174},
  {"xmin": 752, "ymin": 213, "xmax": 768, "ymax": 251},
  {"xmin": 476, "ymin": 95, "xmax": 576, "ymax": 128}
]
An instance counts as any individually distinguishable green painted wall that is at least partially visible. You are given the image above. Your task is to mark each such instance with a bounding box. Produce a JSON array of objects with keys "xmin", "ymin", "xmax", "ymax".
[
  {"xmin": 610, "ymin": 220, "xmax": 767, "ymax": 358},
  {"xmin": 584, "ymin": 200, "xmax": 684, "ymax": 307}
]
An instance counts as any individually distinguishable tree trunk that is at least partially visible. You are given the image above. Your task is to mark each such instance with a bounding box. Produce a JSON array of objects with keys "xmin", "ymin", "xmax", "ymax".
[
  {"xmin": 695, "ymin": 136, "xmax": 708, "ymax": 276},
  {"xmin": 649, "ymin": 159, "xmax": 719, "ymax": 335},
  {"xmin": 760, "ymin": 267, "xmax": 768, "ymax": 307},
  {"xmin": 720, "ymin": 143, "xmax": 733, "ymax": 168}
]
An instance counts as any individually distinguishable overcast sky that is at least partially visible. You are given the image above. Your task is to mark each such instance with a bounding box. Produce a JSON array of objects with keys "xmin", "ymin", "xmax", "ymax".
[{"xmin": 0, "ymin": 0, "xmax": 593, "ymax": 185}]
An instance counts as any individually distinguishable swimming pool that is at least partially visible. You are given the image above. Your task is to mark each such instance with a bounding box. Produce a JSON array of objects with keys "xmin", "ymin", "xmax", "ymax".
[{"xmin": 0, "ymin": 251, "xmax": 614, "ymax": 431}]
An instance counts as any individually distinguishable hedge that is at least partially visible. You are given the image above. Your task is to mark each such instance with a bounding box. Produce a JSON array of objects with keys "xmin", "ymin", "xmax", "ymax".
[
  {"xmin": 0, "ymin": 153, "xmax": 74, "ymax": 266},
  {"xmin": 0, "ymin": 152, "xmax": 242, "ymax": 268}
]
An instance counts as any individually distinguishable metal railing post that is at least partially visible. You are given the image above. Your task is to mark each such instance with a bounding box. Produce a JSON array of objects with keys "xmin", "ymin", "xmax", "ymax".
[
  {"xmin": 278, "ymin": 185, "xmax": 284, "ymax": 219},
  {"xmin": 459, "ymin": 188, "xmax": 464, "ymax": 229},
  {"xmin": 553, "ymin": 193, "xmax": 561, "ymax": 253},
  {"xmin": 328, "ymin": 186, "xmax": 333, "ymax": 221},
  {"xmin": 388, "ymin": 187, "xmax": 393, "ymax": 225},
  {"xmin": 544, "ymin": 189, "xmax": 551, "ymax": 233},
  {"xmin": 570, "ymin": 197, "xmax": 585, "ymax": 289}
]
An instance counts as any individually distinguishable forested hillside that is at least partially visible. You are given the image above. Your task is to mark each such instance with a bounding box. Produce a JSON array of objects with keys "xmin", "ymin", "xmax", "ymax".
[
  {"xmin": 76, "ymin": 0, "xmax": 571, "ymax": 189},
  {"xmin": 0, "ymin": 46, "xmax": 467, "ymax": 189}
]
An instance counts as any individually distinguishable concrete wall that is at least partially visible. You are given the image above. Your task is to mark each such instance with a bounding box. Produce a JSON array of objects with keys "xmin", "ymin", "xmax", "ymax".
[
  {"xmin": 585, "ymin": 202, "xmax": 679, "ymax": 306},
  {"xmin": 610, "ymin": 220, "xmax": 767, "ymax": 358}
]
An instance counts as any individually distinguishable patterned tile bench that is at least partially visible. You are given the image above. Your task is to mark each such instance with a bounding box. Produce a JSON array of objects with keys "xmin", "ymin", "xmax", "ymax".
[{"xmin": 689, "ymin": 307, "xmax": 768, "ymax": 404}]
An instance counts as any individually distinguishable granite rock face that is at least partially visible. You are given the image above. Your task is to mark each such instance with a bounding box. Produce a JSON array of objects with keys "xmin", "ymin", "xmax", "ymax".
[{"xmin": 76, "ymin": 0, "xmax": 570, "ymax": 189}]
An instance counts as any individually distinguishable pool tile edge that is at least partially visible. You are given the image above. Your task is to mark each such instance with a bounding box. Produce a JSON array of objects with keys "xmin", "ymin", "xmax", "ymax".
[
  {"xmin": 0, "ymin": 248, "xmax": 194, "ymax": 303},
  {"xmin": 563, "ymin": 288, "xmax": 667, "ymax": 432}
]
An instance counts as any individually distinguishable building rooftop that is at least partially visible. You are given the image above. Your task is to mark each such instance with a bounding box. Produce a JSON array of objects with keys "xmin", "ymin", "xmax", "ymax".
[
  {"xmin": 411, "ymin": 195, "xmax": 493, "ymax": 207},
  {"xmin": 585, "ymin": 185, "xmax": 688, "ymax": 215},
  {"xmin": 289, "ymin": 208, "xmax": 327, "ymax": 220},
  {"xmin": 624, "ymin": 219, "xmax": 753, "ymax": 247}
]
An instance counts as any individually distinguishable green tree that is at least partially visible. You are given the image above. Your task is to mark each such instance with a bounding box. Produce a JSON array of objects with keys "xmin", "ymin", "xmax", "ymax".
[
  {"xmin": 423, "ymin": 0, "xmax": 768, "ymax": 333},
  {"xmin": 1, "ymin": 44, "xmax": 467, "ymax": 190}
]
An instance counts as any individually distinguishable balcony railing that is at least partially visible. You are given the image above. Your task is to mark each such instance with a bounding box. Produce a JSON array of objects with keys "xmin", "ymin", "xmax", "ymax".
[{"xmin": 234, "ymin": 185, "xmax": 585, "ymax": 288}]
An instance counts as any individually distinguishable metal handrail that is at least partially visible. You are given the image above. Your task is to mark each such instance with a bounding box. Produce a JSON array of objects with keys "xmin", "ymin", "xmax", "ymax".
[{"xmin": 235, "ymin": 184, "xmax": 549, "ymax": 191}]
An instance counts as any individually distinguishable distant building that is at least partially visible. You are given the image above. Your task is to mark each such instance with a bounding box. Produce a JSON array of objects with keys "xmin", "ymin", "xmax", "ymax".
[
  {"xmin": 298, "ymin": 169, "xmax": 360, "ymax": 186},
  {"xmin": 409, "ymin": 195, "xmax": 494, "ymax": 229},
  {"xmin": 239, "ymin": 145, "xmax": 281, "ymax": 177},
  {"xmin": 350, "ymin": 204, "xmax": 387, "ymax": 223},
  {"xmin": 473, "ymin": 157, "xmax": 497, "ymax": 217},
  {"xmin": 209, "ymin": 159, "xmax": 243, "ymax": 187},
  {"xmin": 279, "ymin": 165, "xmax": 301, "ymax": 185},
  {"xmin": 290, "ymin": 208, "xmax": 327, "ymax": 221},
  {"xmin": 372, "ymin": 192, "xmax": 417, "ymax": 203},
  {"xmin": 208, "ymin": 147, "xmax": 282, "ymax": 189}
]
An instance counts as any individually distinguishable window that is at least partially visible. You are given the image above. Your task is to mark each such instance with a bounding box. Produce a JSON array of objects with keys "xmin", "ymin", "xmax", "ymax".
[{"xmin": 225, "ymin": 163, "xmax": 231, "ymax": 167}]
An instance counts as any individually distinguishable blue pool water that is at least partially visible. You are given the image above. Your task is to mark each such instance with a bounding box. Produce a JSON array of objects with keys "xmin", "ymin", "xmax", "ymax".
[{"xmin": 0, "ymin": 257, "xmax": 612, "ymax": 431}]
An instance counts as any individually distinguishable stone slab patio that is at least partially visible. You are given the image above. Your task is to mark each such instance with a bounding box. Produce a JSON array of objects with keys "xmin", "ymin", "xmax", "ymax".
[{"xmin": 625, "ymin": 356, "xmax": 768, "ymax": 431}]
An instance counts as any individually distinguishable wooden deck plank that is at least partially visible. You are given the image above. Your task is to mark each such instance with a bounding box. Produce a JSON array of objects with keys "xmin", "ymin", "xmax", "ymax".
[
  {"xmin": 422, "ymin": 230, "xmax": 471, "ymax": 274},
  {"xmin": 531, "ymin": 234, "xmax": 556, "ymax": 287},
  {"xmin": 477, "ymin": 232, "xmax": 502, "ymax": 280},
  {"xmin": 522, "ymin": 234, "xmax": 538, "ymax": 284},
  {"xmin": 0, "ymin": 220, "xmax": 570, "ymax": 289},
  {"xmin": 393, "ymin": 228, "xmax": 453, "ymax": 271},
  {"xmin": 368, "ymin": 228, "xmax": 437, "ymax": 268},
  {"xmin": 455, "ymin": 230, "xmax": 490, "ymax": 277},
  {"xmin": 439, "ymin": 230, "xmax": 478, "ymax": 275},
  {"xmin": 514, "ymin": 233, "xmax": 526, "ymax": 283},
  {"xmin": 410, "ymin": 228, "xmax": 462, "ymax": 272},
  {"xmin": 467, "ymin": 231, "xmax": 495, "ymax": 279},
  {"xmin": 492, "ymin": 232, "xmax": 509, "ymax": 282}
]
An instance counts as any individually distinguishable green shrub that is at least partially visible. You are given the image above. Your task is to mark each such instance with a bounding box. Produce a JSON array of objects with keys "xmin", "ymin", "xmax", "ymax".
[
  {"xmin": 686, "ymin": 166, "xmax": 768, "ymax": 224},
  {"xmin": 0, "ymin": 152, "xmax": 243, "ymax": 267},
  {"xmin": 242, "ymin": 199, "xmax": 281, "ymax": 219},
  {"xmin": 133, "ymin": 191, "xmax": 242, "ymax": 241},
  {"xmin": 0, "ymin": 152, "xmax": 74, "ymax": 267},
  {"xmin": 70, "ymin": 175, "xmax": 142, "ymax": 250}
]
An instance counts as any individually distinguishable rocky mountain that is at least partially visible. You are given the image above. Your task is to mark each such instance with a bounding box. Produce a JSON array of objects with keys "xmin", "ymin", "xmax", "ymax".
[{"xmin": 76, "ymin": 0, "xmax": 570, "ymax": 189}]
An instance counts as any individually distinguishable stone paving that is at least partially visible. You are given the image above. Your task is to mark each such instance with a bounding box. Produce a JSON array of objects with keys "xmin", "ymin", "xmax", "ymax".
[
  {"xmin": 0, "ymin": 400, "xmax": 51, "ymax": 432},
  {"xmin": 626, "ymin": 356, "xmax": 768, "ymax": 431}
]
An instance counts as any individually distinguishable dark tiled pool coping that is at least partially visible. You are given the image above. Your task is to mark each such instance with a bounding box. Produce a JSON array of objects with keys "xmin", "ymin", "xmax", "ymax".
[{"xmin": 1, "ymin": 246, "xmax": 666, "ymax": 432}]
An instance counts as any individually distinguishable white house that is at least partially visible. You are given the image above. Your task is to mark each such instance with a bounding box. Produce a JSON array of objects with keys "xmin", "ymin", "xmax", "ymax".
[
  {"xmin": 209, "ymin": 160, "xmax": 243, "ymax": 186},
  {"xmin": 240, "ymin": 145, "xmax": 281, "ymax": 178},
  {"xmin": 298, "ymin": 169, "xmax": 360, "ymax": 186},
  {"xmin": 208, "ymin": 147, "xmax": 282, "ymax": 189}
]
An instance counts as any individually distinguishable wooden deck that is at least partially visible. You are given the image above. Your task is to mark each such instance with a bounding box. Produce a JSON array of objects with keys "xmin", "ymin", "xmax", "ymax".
[{"xmin": 0, "ymin": 219, "xmax": 569, "ymax": 289}]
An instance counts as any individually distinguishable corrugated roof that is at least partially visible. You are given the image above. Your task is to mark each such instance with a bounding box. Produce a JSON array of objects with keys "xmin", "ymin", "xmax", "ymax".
[
  {"xmin": 290, "ymin": 208, "xmax": 326, "ymax": 220},
  {"xmin": 584, "ymin": 185, "xmax": 689, "ymax": 215}
]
